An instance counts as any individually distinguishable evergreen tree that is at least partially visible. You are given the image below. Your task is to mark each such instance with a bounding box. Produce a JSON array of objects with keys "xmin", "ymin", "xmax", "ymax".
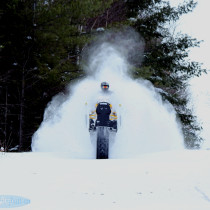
[
  {"xmin": 0, "ymin": 0, "xmax": 114, "ymax": 151},
  {"xmin": 0, "ymin": 0, "xmax": 205, "ymax": 150},
  {"xmin": 125, "ymin": 0, "xmax": 206, "ymax": 147},
  {"xmin": 0, "ymin": 0, "xmax": 35, "ymax": 150}
]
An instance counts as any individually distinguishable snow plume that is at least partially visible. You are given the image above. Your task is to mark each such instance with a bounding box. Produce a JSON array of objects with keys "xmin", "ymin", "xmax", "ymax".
[{"xmin": 31, "ymin": 27, "xmax": 184, "ymax": 158}]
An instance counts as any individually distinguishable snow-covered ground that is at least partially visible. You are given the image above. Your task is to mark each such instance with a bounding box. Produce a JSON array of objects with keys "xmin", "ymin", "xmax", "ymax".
[{"xmin": 0, "ymin": 150, "xmax": 210, "ymax": 210}]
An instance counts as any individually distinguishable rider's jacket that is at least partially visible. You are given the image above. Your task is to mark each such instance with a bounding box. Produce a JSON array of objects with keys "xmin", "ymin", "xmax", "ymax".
[
  {"xmin": 88, "ymin": 90, "xmax": 118, "ymax": 127},
  {"xmin": 89, "ymin": 102, "xmax": 117, "ymax": 122}
]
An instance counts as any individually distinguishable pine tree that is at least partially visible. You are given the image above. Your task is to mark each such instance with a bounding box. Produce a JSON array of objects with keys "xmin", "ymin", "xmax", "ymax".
[
  {"xmin": 125, "ymin": 0, "xmax": 206, "ymax": 148},
  {"xmin": 0, "ymin": 0, "xmax": 115, "ymax": 150},
  {"xmin": 0, "ymin": 0, "xmax": 35, "ymax": 150},
  {"xmin": 0, "ymin": 0, "xmax": 205, "ymax": 150}
]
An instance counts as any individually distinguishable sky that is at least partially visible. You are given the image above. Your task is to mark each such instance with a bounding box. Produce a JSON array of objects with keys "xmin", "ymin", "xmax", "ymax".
[
  {"xmin": 169, "ymin": 0, "xmax": 210, "ymax": 148},
  {"xmin": 170, "ymin": 0, "xmax": 210, "ymax": 67}
]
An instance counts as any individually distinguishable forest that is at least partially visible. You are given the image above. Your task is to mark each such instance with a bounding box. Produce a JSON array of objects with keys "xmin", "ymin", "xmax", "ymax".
[{"xmin": 0, "ymin": 0, "xmax": 206, "ymax": 151}]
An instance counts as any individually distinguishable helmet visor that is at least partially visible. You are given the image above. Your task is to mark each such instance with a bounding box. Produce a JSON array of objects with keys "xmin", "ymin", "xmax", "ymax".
[{"xmin": 102, "ymin": 85, "xmax": 109, "ymax": 89}]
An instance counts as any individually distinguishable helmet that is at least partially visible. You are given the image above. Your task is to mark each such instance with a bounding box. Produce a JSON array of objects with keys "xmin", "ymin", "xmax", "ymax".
[{"xmin": 101, "ymin": 82, "xmax": 109, "ymax": 91}]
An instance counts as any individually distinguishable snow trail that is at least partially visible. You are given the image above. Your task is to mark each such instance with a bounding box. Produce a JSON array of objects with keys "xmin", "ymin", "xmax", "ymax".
[{"xmin": 31, "ymin": 29, "xmax": 184, "ymax": 158}]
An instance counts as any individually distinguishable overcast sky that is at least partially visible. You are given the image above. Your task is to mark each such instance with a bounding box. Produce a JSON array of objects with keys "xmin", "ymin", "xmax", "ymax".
[{"xmin": 169, "ymin": 0, "xmax": 210, "ymax": 68}]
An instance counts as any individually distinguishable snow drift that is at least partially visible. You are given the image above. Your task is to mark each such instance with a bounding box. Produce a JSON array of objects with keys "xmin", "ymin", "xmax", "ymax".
[{"xmin": 31, "ymin": 28, "xmax": 184, "ymax": 158}]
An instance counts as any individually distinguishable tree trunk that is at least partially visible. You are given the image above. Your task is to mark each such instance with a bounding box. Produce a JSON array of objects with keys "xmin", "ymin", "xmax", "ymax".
[
  {"xmin": 19, "ymin": 71, "xmax": 25, "ymax": 151},
  {"xmin": 4, "ymin": 86, "xmax": 8, "ymax": 151}
]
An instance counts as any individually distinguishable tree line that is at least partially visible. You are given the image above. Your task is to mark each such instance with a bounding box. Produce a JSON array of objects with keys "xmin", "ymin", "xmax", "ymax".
[{"xmin": 0, "ymin": 0, "xmax": 205, "ymax": 151}]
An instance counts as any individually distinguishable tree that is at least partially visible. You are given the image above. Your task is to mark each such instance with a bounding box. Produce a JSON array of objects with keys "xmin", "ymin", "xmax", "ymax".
[
  {"xmin": 0, "ymin": 0, "xmax": 115, "ymax": 151},
  {"xmin": 124, "ymin": 0, "xmax": 206, "ymax": 148},
  {"xmin": 0, "ymin": 0, "xmax": 205, "ymax": 150},
  {"xmin": 0, "ymin": 0, "xmax": 35, "ymax": 151}
]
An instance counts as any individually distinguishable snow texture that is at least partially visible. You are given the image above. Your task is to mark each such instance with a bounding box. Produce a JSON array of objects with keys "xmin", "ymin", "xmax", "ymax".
[
  {"xmin": 31, "ymin": 29, "xmax": 184, "ymax": 158},
  {"xmin": 0, "ymin": 150, "xmax": 210, "ymax": 210}
]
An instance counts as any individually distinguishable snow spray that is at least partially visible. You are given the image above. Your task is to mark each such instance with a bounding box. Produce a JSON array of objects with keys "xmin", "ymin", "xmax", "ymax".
[{"xmin": 31, "ymin": 28, "xmax": 184, "ymax": 158}]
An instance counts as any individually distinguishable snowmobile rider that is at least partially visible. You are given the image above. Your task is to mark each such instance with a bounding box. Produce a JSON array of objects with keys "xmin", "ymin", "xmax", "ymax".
[{"xmin": 89, "ymin": 82, "xmax": 117, "ymax": 131}]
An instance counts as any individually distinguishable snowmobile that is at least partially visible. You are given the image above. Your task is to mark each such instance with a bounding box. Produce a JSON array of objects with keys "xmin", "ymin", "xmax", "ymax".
[{"xmin": 89, "ymin": 102, "xmax": 117, "ymax": 159}]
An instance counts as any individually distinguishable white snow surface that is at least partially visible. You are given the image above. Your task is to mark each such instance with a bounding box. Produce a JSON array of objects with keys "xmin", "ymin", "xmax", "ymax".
[{"xmin": 0, "ymin": 150, "xmax": 210, "ymax": 210}]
